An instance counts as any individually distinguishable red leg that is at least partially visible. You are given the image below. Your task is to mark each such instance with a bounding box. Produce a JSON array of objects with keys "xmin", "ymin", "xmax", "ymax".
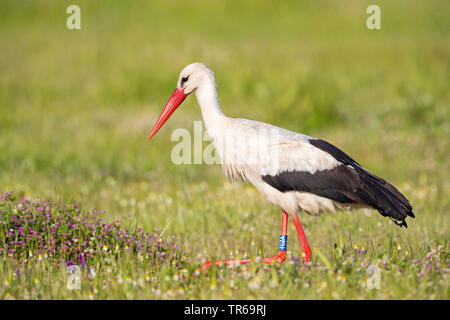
[
  {"xmin": 263, "ymin": 211, "xmax": 288, "ymax": 263},
  {"xmin": 292, "ymin": 213, "xmax": 311, "ymax": 262},
  {"xmin": 203, "ymin": 211, "xmax": 289, "ymax": 269}
]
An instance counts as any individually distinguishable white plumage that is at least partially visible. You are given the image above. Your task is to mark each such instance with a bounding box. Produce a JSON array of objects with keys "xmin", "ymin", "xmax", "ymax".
[{"xmin": 208, "ymin": 118, "xmax": 343, "ymax": 215}]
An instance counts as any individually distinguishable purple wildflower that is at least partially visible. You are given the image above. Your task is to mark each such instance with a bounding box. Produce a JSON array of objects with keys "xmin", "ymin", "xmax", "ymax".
[{"xmin": 0, "ymin": 191, "xmax": 187, "ymax": 268}]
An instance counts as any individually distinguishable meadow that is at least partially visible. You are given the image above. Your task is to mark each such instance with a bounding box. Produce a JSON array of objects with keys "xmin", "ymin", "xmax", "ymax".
[{"xmin": 0, "ymin": 0, "xmax": 448, "ymax": 299}]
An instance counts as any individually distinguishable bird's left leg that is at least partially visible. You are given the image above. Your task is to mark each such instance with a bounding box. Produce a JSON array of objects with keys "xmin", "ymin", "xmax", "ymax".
[
  {"xmin": 262, "ymin": 211, "xmax": 288, "ymax": 263},
  {"xmin": 202, "ymin": 211, "xmax": 288, "ymax": 269}
]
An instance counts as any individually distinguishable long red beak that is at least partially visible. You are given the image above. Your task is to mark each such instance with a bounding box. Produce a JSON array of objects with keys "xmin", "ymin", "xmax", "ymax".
[{"xmin": 147, "ymin": 88, "xmax": 187, "ymax": 140}]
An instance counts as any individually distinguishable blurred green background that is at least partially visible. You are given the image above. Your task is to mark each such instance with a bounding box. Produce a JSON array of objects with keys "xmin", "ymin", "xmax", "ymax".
[{"xmin": 0, "ymin": 0, "xmax": 448, "ymax": 299}]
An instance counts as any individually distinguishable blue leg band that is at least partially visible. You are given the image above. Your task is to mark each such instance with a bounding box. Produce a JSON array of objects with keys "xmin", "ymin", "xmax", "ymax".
[{"xmin": 279, "ymin": 235, "xmax": 287, "ymax": 251}]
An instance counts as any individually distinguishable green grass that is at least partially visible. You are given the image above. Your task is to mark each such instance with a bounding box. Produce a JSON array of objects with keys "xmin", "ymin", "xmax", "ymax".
[{"xmin": 0, "ymin": 0, "xmax": 449, "ymax": 299}]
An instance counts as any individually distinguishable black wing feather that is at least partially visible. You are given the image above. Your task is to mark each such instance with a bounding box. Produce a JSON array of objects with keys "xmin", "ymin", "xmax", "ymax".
[{"xmin": 262, "ymin": 138, "xmax": 415, "ymax": 227}]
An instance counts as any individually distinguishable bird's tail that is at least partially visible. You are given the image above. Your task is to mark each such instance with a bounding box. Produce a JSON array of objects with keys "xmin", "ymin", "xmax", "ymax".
[{"xmin": 353, "ymin": 168, "xmax": 415, "ymax": 227}]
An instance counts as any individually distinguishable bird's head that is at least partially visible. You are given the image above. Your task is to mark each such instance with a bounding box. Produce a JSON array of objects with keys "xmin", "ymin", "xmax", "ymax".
[
  {"xmin": 147, "ymin": 62, "xmax": 214, "ymax": 140},
  {"xmin": 177, "ymin": 62, "xmax": 214, "ymax": 94}
]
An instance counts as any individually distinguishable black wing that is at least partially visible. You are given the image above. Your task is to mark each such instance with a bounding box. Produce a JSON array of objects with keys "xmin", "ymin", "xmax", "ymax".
[{"xmin": 262, "ymin": 138, "xmax": 414, "ymax": 227}]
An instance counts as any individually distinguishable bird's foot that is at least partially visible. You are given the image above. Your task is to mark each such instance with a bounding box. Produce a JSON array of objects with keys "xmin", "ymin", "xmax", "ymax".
[
  {"xmin": 262, "ymin": 250, "xmax": 286, "ymax": 263},
  {"xmin": 202, "ymin": 251, "xmax": 287, "ymax": 269},
  {"xmin": 301, "ymin": 249, "xmax": 311, "ymax": 263}
]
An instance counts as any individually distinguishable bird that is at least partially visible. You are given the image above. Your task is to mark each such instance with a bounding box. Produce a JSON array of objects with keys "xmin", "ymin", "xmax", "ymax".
[{"xmin": 147, "ymin": 62, "xmax": 414, "ymax": 267}]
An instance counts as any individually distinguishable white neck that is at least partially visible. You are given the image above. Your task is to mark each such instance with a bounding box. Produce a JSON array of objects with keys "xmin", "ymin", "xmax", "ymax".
[{"xmin": 194, "ymin": 76, "xmax": 228, "ymax": 140}]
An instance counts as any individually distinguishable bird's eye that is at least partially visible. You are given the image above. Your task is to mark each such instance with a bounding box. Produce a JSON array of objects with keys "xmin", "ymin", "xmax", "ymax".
[{"xmin": 181, "ymin": 76, "xmax": 189, "ymax": 86}]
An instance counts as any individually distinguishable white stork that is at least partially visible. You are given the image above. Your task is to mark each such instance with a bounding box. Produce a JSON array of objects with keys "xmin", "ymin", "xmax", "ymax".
[{"xmin": 148, "ymin": 63, "xmax": 414, "ymax": 267}]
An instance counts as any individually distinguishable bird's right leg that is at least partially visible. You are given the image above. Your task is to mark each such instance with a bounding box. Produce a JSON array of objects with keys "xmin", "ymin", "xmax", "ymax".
[{"xmin": 292, "ymin": 213, "xmax": 311, "ymax": 262}]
